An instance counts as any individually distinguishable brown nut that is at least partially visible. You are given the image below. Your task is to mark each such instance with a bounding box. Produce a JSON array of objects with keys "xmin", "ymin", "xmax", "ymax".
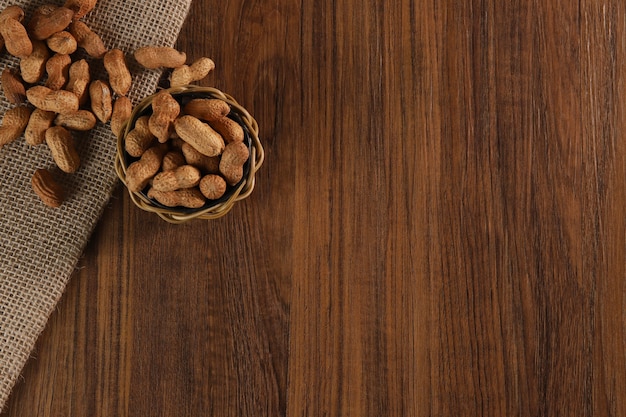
[
  {"xmin": 89, "ymin": 80, "xmax": 112, "ymax": 122},
  {"xmin": 27, "ymin": 85, "xmax": 80, "ymax": 114},
  {"xmin": 103, "ymin": 49, "xmax": 132, "ymax": 96},
  {"xmin": 25, "ymin": 109, "xmax": 56, "ymax": 146},
  {"xmin": 149, "ymin": 91, "xmax": 180, "ymax": 142},
  {"xmin": 161, "ymin": 150, "xmax": 186, "ymax": 172},
  {"xmin": 183, "ymin": 98, "xmax": 230, "ymax": 122},
  {"xmin": 45, "ymin": 53, "xmax": 72, "ymax": 90},
  {"xmin": 69, "ymin": 20, "xmax": 107, "ymax": 58},
  {"xmin": 0, "ymin": 105, "xmax": 32, "ymax": 148},
  {"xmin": 199, "ymin": 174, "xmax": 227, "ymax": 200},
  {"xmin": 32, "ymin": 168, "xmax": 65, "ymax": 208},
  {"xmin": 181, "ymin": 142, "xmax": 220, "ymax": 174},
  {"xmin": 125, "ymin": 144, "xmax": 167, "ymax": 192},
  {"xmin": 45, "ymin": 126, "xmax": 80, "ymax": 173},
  {"xmin": 174, "ymin": 115, "xmax": 225, "ymax": 157},
  {"xmin": 64, "ymin": 0, "xmax": 98, "ymax": 20},
  {"xmin": 147, "ymin": 187, "xmax": 206, "ymax": 209},
  {"xmin": 54, "ymin": 110, "xmax": 97, "ymax": 131},
  {"xmin": 66, "ymin": 59, "xmax": 90, "ymax": 105},
  {"xmin": 110, "ymin": 96, "xmax": 132, "ymax": 138},
  {"xmin": 1, "ymin": 69, "xmax": 26, "ymax": 104},
  {"xmin": 28, "ymin": 6, "xmax": 74, "ymax": 41},
  {"xmin": 219, "ymin": 141, "xmax": 249, "ymax": 185},
  {"xmin": 20, "ymin": 40, "xmax": 50, "ymax": 84},
  {"xmin": 170, "ymin": 57, "xmax": 215, "ymax": 87},
  {"xmin": 46, "ymin": 31, "xmax": 77, "ymax": 54},
  {"xmin": 209, "ymin": 116, "xmax": 244, "ymax": 143},
  {"xmin": 152, "ymin": 165, "xmax": 202, "ymax": 192},
  {"xmin": 134, "ymin": 46, "xmax": 186, "ymax": 69},
  {"xmin": 1, "ymin": 17, "xmax": 32, "ymax": 57},
  {"xmin": 0, "ymin": 5, "xmax": 25, "ymax": 23},
  {"xmin": 124, "ymin": 115, "xmax": 155, "ymax": 157}
]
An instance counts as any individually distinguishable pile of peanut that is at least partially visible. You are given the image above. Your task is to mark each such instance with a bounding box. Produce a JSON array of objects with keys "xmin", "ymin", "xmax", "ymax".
[{"xmin": 0, "ymin": 0, "xmax": 241, "ymax": 211}]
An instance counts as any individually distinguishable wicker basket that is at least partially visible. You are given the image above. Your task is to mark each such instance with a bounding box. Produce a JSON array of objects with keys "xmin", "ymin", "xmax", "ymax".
[{"xmin": 115, "ymin": 86, "xmax": 264, "ymax": 224}]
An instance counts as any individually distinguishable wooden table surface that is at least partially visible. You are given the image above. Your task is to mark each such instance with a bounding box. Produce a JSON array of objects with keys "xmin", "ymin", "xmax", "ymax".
[{"xmin": 3, "ymin": 0, "xmax": 626, "ymax": 415}]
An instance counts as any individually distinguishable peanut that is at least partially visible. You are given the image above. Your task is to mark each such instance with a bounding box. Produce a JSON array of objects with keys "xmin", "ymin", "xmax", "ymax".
[
  {"xmin": 1, "ymin": 17, "xmax": 32, "ymax": 57},
  {"xmin": 183, "ymin": 98, "xmax": 230, "ymax": 122},
  {"xmin": 210, "ymin": 116, "xmax": 244, "ymax": 143},
  {"xmin": 161, "ymin": 150, "xmax": 186, "ymax": 171},
  {"xmin": 69, "ymin": 20, "xmax": 107, "ymax": 58},
  {"xmin": 27, "ymin": 85, "xmax": 80, "ymax": 114},
  {"xmin": 147, "ymin": 187, "xmax": 206, "ymax": 209},
  {"xmin": 125, "ymin": 144, "xmax": 167, "ymax": 192},
  {"xmin": 1, "ymin": 69, "xmax": 26, "ymax": 104},
  {"xmin": 199, "ymin": 174, "xmax": 227, "ymax": 200},
  {"xmin": 64, "ymin": 0, "xmax": 98, "ymax": 20},
  {"xmin": 54, "ymin": 110, "xmax": 97, "ymax": 131},
  {"xmin": 0, "ymin": 5, "xmax": 25, "ymax": 23},
  {"xmin": 28, "ymin": 6, "xmax": 74, "ymax": 41},
  {"xmin": 149, "ymin": 91, "xmax": 179, "ymax": 142},
  {"xmin": 65, "ymin": 59, "xmax": 90, "ymax": 105},
  {"xmin": 46, "ymin": 31, "xmax": 77, "ymax": 54},
  {"xmin": 32, "ymin": 168, "xmax": 65, "ymax": 207},
  {"xmin": 174, "ymin": 115, "xmax": 225, "ymax": 157},
  {"xmin": 181, "ymin": 142, "xmax": 220, "ymax": 174},
  {"xmin": 0, "ymin": 105, "xmax": 32, "ymax": 148},
  {"xmin": 134, "ymin": 46, "xmax": 186, "ymax": 69},
  {"xmin": 45, "ymin": 53, "xmax": 71, "ymax": 90},
  {"xmin": 20, "ymin": 40, "xmax": 50, "ymax": 84},
  {"xmin": 89, "ymin": 80, "xmax": 112, "ymax": 122},
  {"xmin": 219, "ymin": 141, "xmax": 249, "ymax": 185},
  {"xmin": 152, "ymin": 165, "xmax": 201, "ymax": 192},
  {"xmin": 170, "ymin": 57, "xmax": 215, "ymax": 87},
  {"xmin": 110, "ymin": 96, "xmax": 132, "ymax": 138},
  {"xmin": 103, "ymin": 49, "xmax": 131, "ymax": 96},
  {"xmin": 45, "ymin": 126, "xmax": 80, "ymax": 173},
  {"xmin": 124, "ymin": 115, "xmax": 154, "ymax": 157},
  {"xmin": 25, "ymin": 109, "xmax": 56, "ymax": 146}
]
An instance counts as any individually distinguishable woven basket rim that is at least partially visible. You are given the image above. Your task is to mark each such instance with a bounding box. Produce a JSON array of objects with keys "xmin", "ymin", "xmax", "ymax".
[{"xmin": 114, "ymin": 85, "xmax": 264, "ymax": 224}]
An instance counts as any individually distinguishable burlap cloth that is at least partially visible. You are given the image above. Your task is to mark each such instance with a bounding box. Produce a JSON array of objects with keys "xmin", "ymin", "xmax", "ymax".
[{"xmin": 0, "ymin": 0, "xmax": 192, "ymax": 409}]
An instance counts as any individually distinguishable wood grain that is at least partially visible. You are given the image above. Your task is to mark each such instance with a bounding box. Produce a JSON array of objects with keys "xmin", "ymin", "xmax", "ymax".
[{"xmin": 2, "ymin": 0, "xmax": 626, "ymax": 416}]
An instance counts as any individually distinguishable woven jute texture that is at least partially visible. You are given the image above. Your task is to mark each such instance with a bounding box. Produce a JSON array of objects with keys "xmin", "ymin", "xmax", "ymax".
[{"xmin": 0, "ymin": 0, "xmax": 192, "ymax": 409}]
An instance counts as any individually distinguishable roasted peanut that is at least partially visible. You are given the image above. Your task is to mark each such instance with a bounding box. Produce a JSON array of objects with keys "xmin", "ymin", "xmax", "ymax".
[
  {"xmin": 103, "ymin": 49, "xmax": 131, "ymax": 96},
  {"xmin": 64, "ymin": 0, "xmax": 98, "ymax": 20},
  {"xmin": 199, "ymin": 174, "xmax": 227, "ymax": 200},
  {"xmin": 28, "ymin": 6, "xmax": 74, "ymax": 41},
  {"xmin": 183, "ymin": 98, "xmax": 230, "ymax": 121},
  {"xmin": 89, "ymin": 80, "xmax": 112, "ymax": 122},
  {"xmin": 45, "ymin": 126, "xmax": 80, "ymax": 173},
  {"xmin": 147, "ymin": 187, "xmax": 206, "ymax": 209},
  {"xmin": 125, "ymin": 115, "xmax": 154, "ymax": 157},
  {"xmin": 54, "ymin": 110, "xmax": 97, "ymax": 131},
  {"xmin": 152, "ymin": 165, "xmax": 201, "ymax": 192},
  {"xmin": 25, "ymin": 109, "xmax": 56, "ymax": 146},
  {"xmin": 181, "ymin": 142, "xmax": 220, "ymax": 174},
  {"xmin": 27, "ymin": 85, "xmax": 79, "ymax": 114},
  {"xmin": 69, "ymin": 20, "xmax": 106, "ymax": 58},
  {"xmin": 170, "ymin": 57, "xmax": 215, "ymax": 87},
  {"xmin": 219, "ymin": 141, "xmax": 249, "ymax": 185},
  {"xmin": 134, "ymin": 46, "xmax": 186, "ymax": 69},
  {"xmin": 174, "ymin": 115, "xmax": 225, "ymax": 157},
  {"xmin": 46, "ymin": 31, "xmax": 77, "ymax": 54},
  {"xmin": 0, "ymin": 105, "xmax": 32, "ymax": 148},
  {"xmin": 210, "ymin": 116, "xmax": 244, "ymax": 143},
  {"xmin": 1, "ymin": 17, "xmax": 32, "ymax": 57},
  {"xmin": 1, "ymin": 69, "xmax": 26, "ymax": 104},
  {"xmin": 32, "ymin": 168, "xmax": 65, "ymax": 207},
  {"xmin": 66, "ymin": 59, "xmax": 90, "ymax": 105},
  {"xmin": 45, "ymin": 53, "xmax": 71, "ymax": 90},
  {"xmin": 110, "ymin": 96, "xmax": 132, "ymax": 138},
  {"xmin": 0, "ymin": 5, "xmax": 25, "ymax": 23},
  {"xmin": 161, "ymin": 150, "xmax": 186, "ymax": 171},
  {"xmin": 125, "ymin": 144, "xmax": 167, "ymax": 192},
  {"xmin": 20, "ymin": 40, "xmax": 50, "ymax": 84},
  {"xmin": 149, "ymin": 91, "xmax": 179, "ymax": 142}
]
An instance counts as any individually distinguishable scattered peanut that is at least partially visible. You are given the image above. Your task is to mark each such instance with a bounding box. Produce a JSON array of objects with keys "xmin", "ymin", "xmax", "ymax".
[
  {"xmin": 110, "ymin": 96, "xmax": 132, "ymax": 138},
  {"xmin": 55, "ymin": 110, "xmax": 97, "ymax": 131},
  {"xmin": 0, "ymin": 105, "xmax": 31, "ymax": 147},
  {"xmin": 1, "ymin": 17, "xmax": 32, "ymax": 57},
  {"xmin": 20, "ymin": 40, "xmax": 50, "ymax": 84},
  {"xmin": 46, "ymin": 31, "xmax": 77, "ymax": 54},
  {"xmin": 89, "ymin": 80, "xmax": 112, "ymax": 122},
  {"xmin": 45, "ymin": 53, "xmax": 72, "ymax": 90},
  {"xmin": 1, "ymin": 68, "xmax": 26, "ymax": 104},
  {"xmin": 174, "ymin": 115, "xmax": 225, "ymax": 157},
  {"xmin": 199, "ymin": 174, "xmax": 226, "ymax": 200},
  {"xmin": 149, "ymin": 91, "xmax": 179, "ymax": 142},
  {"xmin": 31, "ymin": 168, "xmax": 65, "ymax": 207},
  {"xmin": 134, "ymin": 46, "xmax": 186, "ymax": 69},
  {"xmin": 25, "ymin": 109, "xmax": 56, "ymax": 146},
  {"xmin": 183, "ymin": 98, "xmax": 230, "ymax": 122},
  {"xmin": 27, "ymin": 85, "xmax": 80, "ymax": 114},
  {"xmin": 65, "ymin": 59, "xmax": 90, "ymax": 105},
  {"xmin": 69, "ymin": 20, "xmax": 106, "ymax": 58},
  {"xmin": 45, "ymin": 126, "xmax": 80, "ymax": 173},
  {"xmin": 28, "ymin": 6, "xmax": 74, "ymax": 41},
  {"xmin": 103, "ymin": 49, "xmax": 132, "ymax": 96},
  {"xmin": 219, "ymin": 141, "xmax": 249, "ymax": 185},
  {"xmin": 170, "ymin": 57, "xmax": 215, "ymax": 87},
  {"xmin": 64, "ymin": 0, "xmax": 98, "ymax": 20},
  {"xmin": 125, "ymin": 115, "xmax": 154, "ymax": 157},
  {"xmin": 147, "ymin": 187, "xmax": 206, "ymax": 209}
]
